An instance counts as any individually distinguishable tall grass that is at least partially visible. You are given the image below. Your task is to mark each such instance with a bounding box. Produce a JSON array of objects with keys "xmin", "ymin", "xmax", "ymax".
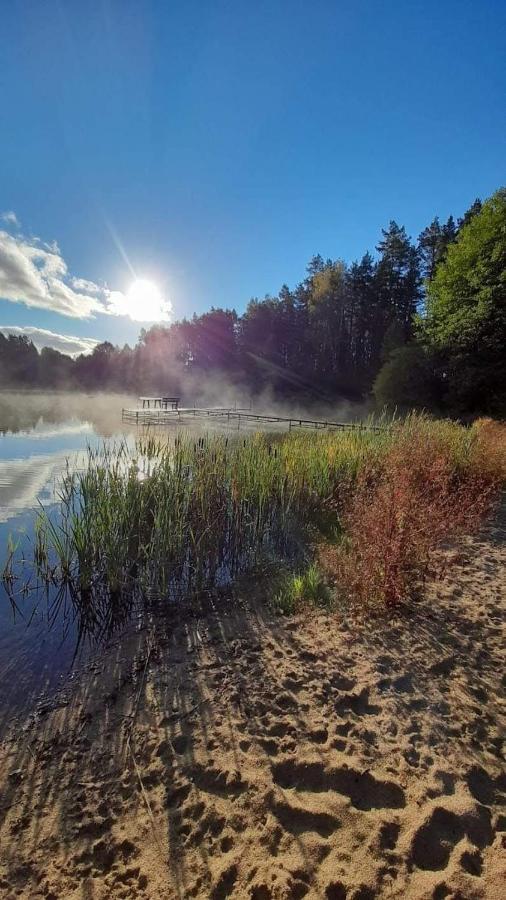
[
  {"xmin": 15, "ymin": 427, "xmax": 384, "ymax": 603},
  {"xmin": 273, "ymin": 563, "xmax": 331, "ymax": 614},
  {"xmin": 4, "ymin": 414, "xmax": 503, "ymax": 615}
]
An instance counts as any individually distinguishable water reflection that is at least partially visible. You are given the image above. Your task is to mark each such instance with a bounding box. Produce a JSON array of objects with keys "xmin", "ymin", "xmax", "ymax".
[
  {"xmin": 0, "ymin": 452, "xmax": 80, "ymax": 523},
  {"xmin": 4, "ymin": 577, "xmax": 138, "ymax": 665},
  {"xmin": 0, "ymin": 390, "xmax": 279, "ymax": 730},
  {"xmin": 0, "ymin": 390, "xmax": 135, "ymax": 437},
  {"xmin": 0, "ymin": 392, "xmax": 138, "ymax": 729}
]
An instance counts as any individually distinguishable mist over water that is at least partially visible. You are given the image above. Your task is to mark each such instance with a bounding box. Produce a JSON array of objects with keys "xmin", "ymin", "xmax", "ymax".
[
  {"xmin": 0, "ymin": 387, "xmax": 370, "ymax": 549},
  {"xmin": 0, "ymin": 385, "xmax": 369, "ymax": 436},
  {"xmin": 0, "ymin": 390, "xmax": 136, "ymax": 437}
]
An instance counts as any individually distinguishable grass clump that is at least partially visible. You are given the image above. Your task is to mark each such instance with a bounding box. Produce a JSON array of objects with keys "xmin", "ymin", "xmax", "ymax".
[{"xmin": 273, "ymin": 563, "xmax": 331, "ymax": 614}]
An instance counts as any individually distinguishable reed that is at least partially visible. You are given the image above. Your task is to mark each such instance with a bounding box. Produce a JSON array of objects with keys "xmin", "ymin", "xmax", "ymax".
[
  {"xmin": 3, "ymin": 413, "xmax": 502, "ymax": 615},
  {"xmin": 7, "ymin": 426, "xmax": 383, "ymax": 601}
]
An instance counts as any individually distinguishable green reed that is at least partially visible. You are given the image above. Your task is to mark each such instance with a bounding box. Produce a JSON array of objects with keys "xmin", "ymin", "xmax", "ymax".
[
  {"xmin": 3, "ymin": 411, "xmax": 499, "ymax": 627},
  {"xmin": 13, "ymin": 425, "xmax": 388, "ymax": 604}
]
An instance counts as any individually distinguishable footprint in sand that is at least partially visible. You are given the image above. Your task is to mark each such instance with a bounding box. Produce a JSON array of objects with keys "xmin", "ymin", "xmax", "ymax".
[
  {"xmin": 410, "ymin": 803, "xmax": 493, "ymax": 871},
  {"xmin": 210, "ymin": 862, "xmax": 238, "ymax": 899},
  {"xmin": 271, "ymin": 759, "xmax": 405, "ymax": 810},
  {"xmin": 377, "ymin": 820, "xmax": 401, "ymax": 851},
  {"xmin": 188, "ymin": 762, "xmax": 249, "ymax": 797},
  {"xmin": 335, "ymin": 687, "xmax": 381, "ymax": 718},
  {"xmin": 466, "ymin": 764, "xmax": 506, "ymax": 806},
  {"xmin": 270, "ymin": 793, "xmax": 341, "ymax": 838}
]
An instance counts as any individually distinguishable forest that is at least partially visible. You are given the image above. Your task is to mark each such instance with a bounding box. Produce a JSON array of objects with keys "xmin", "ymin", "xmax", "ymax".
[{"xmin": 1, "ymin": 188, "xmax": 504, "ymax": 416}]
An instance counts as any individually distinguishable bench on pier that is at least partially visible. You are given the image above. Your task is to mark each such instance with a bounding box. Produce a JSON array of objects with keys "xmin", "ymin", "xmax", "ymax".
[{"xmin": 139, "ymin": 396, "xmax": 180, "ymax": 410}]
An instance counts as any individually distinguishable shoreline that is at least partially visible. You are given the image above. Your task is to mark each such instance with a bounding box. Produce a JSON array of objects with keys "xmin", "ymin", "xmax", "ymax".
[{"xmin": 0, "ymin": 507, "xmax": 504, "ymax": 899}]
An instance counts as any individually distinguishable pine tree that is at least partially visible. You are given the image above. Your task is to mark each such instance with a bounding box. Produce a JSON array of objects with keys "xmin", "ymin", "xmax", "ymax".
[
  {"xmin": 418, "ymin": 215, "xmax": 458, "ymax": 282},
  {"xmin": 375, "ymin": 221, "xmax": 421, "ymax": 340},
  {"xmin": 346, "ymin": 252, "xmax": 377, "ymax": 385},
  {"xmin": 457, "ymin": 198, "xmax": 482, "ymax": 230},
  {"xmin": 418, "ymin": 217, "xmax": 443, "ymax": 281}
]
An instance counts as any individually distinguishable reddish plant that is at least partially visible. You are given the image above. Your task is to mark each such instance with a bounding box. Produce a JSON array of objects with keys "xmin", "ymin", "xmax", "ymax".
[
  {"xmin": 471, "ymin": 418, "xmax": 506, "ymax": 481},
  {"xmin": 331, "ymin": 421, "xmax": 502, "ymax": 609}
]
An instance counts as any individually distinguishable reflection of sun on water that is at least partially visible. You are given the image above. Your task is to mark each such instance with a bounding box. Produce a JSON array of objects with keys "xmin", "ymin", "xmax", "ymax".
[{"xmin": 125, "ymin": 279, "xmax": 167, "ymax": 322}]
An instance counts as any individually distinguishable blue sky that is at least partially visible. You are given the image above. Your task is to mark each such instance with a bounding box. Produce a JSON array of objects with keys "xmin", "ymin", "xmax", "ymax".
[{"xmin": 0, "ymin": 0, "xmax": 505, "ymax": 354}]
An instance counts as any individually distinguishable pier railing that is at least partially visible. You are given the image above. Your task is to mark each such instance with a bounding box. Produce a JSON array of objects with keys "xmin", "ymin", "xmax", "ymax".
[{"xmin": 121, "ymin": 406, "xmax": 385, "ymax": 432}]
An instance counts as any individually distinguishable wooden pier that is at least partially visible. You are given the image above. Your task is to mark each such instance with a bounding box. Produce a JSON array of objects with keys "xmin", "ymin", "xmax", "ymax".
[
  {"xmin": 122, "ymin": 406, "xmax": 384, "ymax": 432},
  {"xmin": 139, "ymin": 396, "xmax": 180, "ymax": 409}
]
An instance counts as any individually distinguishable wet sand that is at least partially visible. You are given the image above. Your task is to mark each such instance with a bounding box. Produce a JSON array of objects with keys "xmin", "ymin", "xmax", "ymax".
[{"xmin": 0, "ymin": 506, "xmax": 504, "ymax": 899}]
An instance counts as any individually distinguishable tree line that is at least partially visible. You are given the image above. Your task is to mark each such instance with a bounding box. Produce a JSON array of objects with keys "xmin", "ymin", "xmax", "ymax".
[{"xmin": 1, "ymin": 189, "xmax": 504, "ymax": 415}]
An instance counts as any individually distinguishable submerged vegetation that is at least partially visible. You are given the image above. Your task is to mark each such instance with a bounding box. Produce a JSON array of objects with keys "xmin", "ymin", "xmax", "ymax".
[{"xmin": 3, "ymin": 415, "xmax": 505, "ymax": 623}]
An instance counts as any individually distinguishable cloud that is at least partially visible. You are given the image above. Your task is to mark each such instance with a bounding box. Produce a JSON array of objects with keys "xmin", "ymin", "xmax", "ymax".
[
  {"xmin": 0, "ymin": 451, "xmax": 83, "ymax": 523},
  {"xmin": 0, "ymin": 325, "xmax": 100, "ymax": 357},
  {"xmin": 0, "ymin": 217, "xmax": 172, "ymax": 322},
  {"xmin": 1, "ymin": 211, "xmax": 19, "ymax": 227},
  {"xmin": 0, "ymin": 228, "xmax": 108, "ymax": 318}
]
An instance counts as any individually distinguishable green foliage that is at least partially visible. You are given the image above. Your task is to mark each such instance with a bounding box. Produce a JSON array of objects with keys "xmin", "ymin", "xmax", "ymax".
[
  {"xmin": 425, "ymin": 189, "xmax": 506, "ymax": 412},
  {"xmin": 273, "ymin": 563, "xmax": 331, "ymax": 614},
  {"xmin": 426, "ymin": 189, "xmax": 506, "ymax": 349},
  {"xmin": 373, "ymin": 345, "xmax": 439, "ymax": 410}
]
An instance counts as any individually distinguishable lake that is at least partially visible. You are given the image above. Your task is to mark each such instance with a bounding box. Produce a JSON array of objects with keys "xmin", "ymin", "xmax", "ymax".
[
  {"xmin": 0, "ymin": 392, "xmax": 139, "ymax": 730},
  {"xmin": 0, "ymin": 390, "xmax": 287, "ymax": 733}
]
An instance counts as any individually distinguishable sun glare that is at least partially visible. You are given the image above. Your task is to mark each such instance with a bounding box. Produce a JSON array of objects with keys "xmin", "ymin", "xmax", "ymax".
[{"xmin": 124, "ymin": 278, "xmax": 169, "ymax": 322}]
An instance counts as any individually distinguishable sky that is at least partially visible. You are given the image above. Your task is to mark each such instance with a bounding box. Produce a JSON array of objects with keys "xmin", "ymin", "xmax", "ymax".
[{"xmin": 0, "ymin": 0, "xmax": 505, "ymax": 356}]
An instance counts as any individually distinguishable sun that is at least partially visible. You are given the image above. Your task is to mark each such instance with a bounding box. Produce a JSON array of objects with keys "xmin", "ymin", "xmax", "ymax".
[{"xmin": 124, "ymin": 278, "xmax": 169, "ymax": 322}]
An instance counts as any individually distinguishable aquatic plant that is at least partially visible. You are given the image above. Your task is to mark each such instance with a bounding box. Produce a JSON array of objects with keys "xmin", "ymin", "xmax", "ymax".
[
  {"xmin": 4, "ymin": 425, "xmax": 384, "ymax": 604},
  {"xmin": 3, "ymin": 413, "xmax": 502, "ymax": 617}
]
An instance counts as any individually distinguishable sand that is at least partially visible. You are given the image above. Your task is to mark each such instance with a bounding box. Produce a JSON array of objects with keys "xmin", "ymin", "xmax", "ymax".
[{"xmin": 0, "ymin": 505, "xmax": 504, "ymax": 899}]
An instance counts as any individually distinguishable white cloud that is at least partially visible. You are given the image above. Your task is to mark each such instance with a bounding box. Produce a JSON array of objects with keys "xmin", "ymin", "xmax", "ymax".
[
  {"xmin": 0, "ymin": 217, "xmax": 172, "ymax": 322},
  {"xmin": 1, "ymin": 211, "xmax": 19, "ymax": 227},
  {"xmin": 0, "ymin": 228, "xmax": 106, "ymax": 318},
  {"xmin": 70, "ymin": 276, "xmax": 102, "ymax": 294},
  {"xmin": 0, "ymin": 451, "xmax": 85, "ymax": 523},
  {"xmin": 0, "ymin": 325, "xmax": 100, "ymax": 357}
]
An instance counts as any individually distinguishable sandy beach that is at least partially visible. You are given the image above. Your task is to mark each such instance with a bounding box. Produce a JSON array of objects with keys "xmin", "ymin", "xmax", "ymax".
[{"xmin": 0, "ymin": 504, "xmax": 504, "ymax": 899}]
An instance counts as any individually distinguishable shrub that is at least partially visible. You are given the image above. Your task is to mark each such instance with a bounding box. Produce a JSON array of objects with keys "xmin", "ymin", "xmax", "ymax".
[
  {"xmin": 373, "ymin": 344, "xmax": 440, "ymax": 411},
  {"xmin": 329, "ymin": 415, "xmax": 502, "ymax": 609}
]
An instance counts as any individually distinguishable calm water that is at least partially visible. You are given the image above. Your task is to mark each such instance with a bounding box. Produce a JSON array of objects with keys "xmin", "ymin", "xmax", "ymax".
[
  {"xmin": 0, "ymin": 391, "xmax": 278, "ymax": 730},
  {"xmin": 0, "ymin": 392, "xmax": 142, "ymax": 729}
]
